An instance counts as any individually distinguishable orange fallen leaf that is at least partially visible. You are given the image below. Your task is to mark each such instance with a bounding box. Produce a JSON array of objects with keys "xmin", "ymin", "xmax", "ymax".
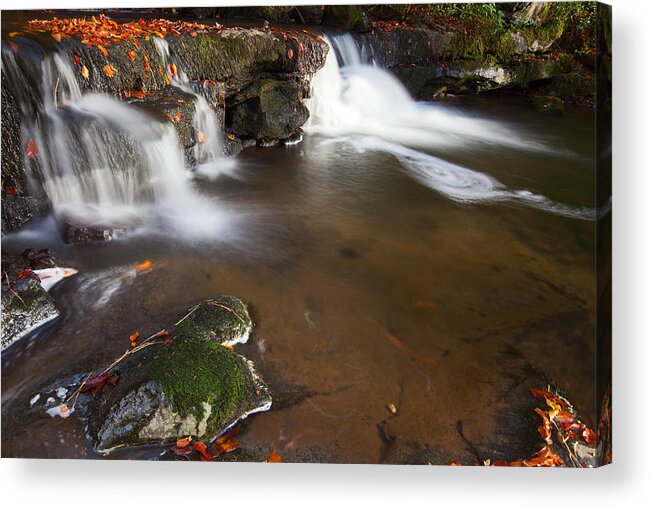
[
  {"xmin": 51, "ymin": 32, "xmax": 62, "ymax": 42},
  {"xmin": 128, "ymin": 50, "xmax": 136, "ymax": 61},
  {"xmin": 227, "ymin": 134, "xmax": 236, "ymax": 141},
  {"xmin": 165, "ymin": 113, "xmax": 175, "ymax": 123},
  {"xmin": 103, "ymin": 64, "xmax": 116, "ymax": 78},
  {"xmin": 25, "ymin": 138, "xmax": 39, "ymax": 159},
  {"xmin": 175, "ymin": 111, "xmax": 182, "ymax": 122},
  {"xmin": 8, "ymin": 31, "xmax": 23, "ymax": 37},
  {"xmin": 164, "ymin": 74, "xmax": 171, "ymax": 85},
  {"xmin": 193, "ymin": 441, "xmax": 212, "ymax": 461},
  {"xmin": 265, "ymin": 451, "xmax": 282, "ymax": 463},
  {"xmin": 129, "ymin": 331, "xmax": 139, "ymax": 347},
  {"xmin": 416, "ymin": 300, "xmax": 438, "ymax": 312},
  {"xmin": 135, "ymin": 259, "xmax": 153, "ymax": 271},
  {"xmin": 168, "ymin": 63, "xmax": 177, "ymax": 78},
  {"xmin": 81, "ymin": 65, "xmax": 89, "ymax": 80},
  {"xmin": 176, "ymin": 436, "xmax": 192, "ymax": 447},
  {"xmin": 287, "ymin": 48, "xmax": 294, "ymax": 59},
  {"xmin": 219, "ymin": 440, "xmax": 240, "ymax": 453},
  {"xmin": 197, "ymin": 131, "xmax": 206, "ymax": 144},
  {"xmin": 97, "ymin": 44, "xmax": 108, "ymax": 56}
]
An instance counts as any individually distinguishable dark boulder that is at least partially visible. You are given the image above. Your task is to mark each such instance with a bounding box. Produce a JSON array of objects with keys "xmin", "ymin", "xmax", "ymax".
[
  {"xmin": 322, "ymin": 6, "xmax": 369, "ymax": 32},
  {"xmin": 228, "ymin": 79, "xmax": 309, "ymax": 141}
]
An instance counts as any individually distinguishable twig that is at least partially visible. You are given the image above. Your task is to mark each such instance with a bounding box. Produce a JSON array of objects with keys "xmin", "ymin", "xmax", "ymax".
[
  {"xmin": 64, "ymin": 329, "xmax": 169, "ymax": 407},
  {"xmin": 4, "ymin": 271, "xmax": 26, "ymax": 307}
]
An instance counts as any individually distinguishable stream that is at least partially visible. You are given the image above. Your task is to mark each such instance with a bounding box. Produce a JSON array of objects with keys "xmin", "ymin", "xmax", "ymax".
[{"xmin": 1, "ymin": 31, "xmax": 599, "ymax": 462}]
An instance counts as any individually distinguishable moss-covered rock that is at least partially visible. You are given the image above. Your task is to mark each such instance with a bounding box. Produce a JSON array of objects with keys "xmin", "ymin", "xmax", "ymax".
[
  {"xmin": 530, "ymin": 95, "xmax": 565, "ymax": 115},
  {"xmin": 322, "ymin": 6, "xmax": 369, "ymax": 32},
  {"xmin": 544, "ymin": 72, "xmax": 595, "ymax": 102},
  {"xmin": 87, "ymin": 334, "xmax": 270, "ymax": 452},
  {"xmin": 175, "ymin": 295, "xmax": 253, "ymax": 347},
  {"xmin": 227, "ymin": 78, "xmax": 309, "ymax": 141},
  {"xmin": 85, "ymin": 294, "xmax": 267, "ymax": 451}
]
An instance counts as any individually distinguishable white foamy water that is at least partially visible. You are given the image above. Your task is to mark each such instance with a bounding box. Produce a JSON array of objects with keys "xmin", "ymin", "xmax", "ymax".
[{"xmin": 306, "ymin": 34, "xmax": 597, "ymax": 220}]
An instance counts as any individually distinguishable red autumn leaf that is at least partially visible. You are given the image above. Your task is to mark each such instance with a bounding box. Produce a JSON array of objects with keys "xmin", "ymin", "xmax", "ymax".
[
  {"xmin": 5, "ymin": 185, "xmax": 18, "ymax": 195},
  {"xmin": 80, "ymin": 372, "xmax": 117, "ymax": 394},
  {"xmin": 287, "ymin": 48, "xmax": 294, "ymax": 59},
  {"xmin": 174, "ymin": 445, "xmax": 193, "ymax": 456},
  {"xmin": 73, "ymin": 54, "xmax": 80, "ymax": 65},
  {"xmin": 266, "ymin": 451, "xmax": 282, "ymax": 463},
  {"xmin": 16, "ymin": 268, "xmax": 33, "ymax": 279},
  {"xmin": 193, "ymin": 441, "xmax": 213, "ymax": 461},
  {"xmin": 25, "ymin": 138, "xmax": 39, "ymax": 159},
  {"xmin": 191, "ymin": 31, "xmax": 198, "ymax": 37},
  {"xmin": 128, "ymin": 50, "xmax": 136, "ymax": 61}
]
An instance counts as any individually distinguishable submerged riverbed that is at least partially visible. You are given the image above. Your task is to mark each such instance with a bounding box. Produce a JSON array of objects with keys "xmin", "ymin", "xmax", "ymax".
[{"xmin": 1, "ymin": 94, "xmax": 597, "ymax": 462}]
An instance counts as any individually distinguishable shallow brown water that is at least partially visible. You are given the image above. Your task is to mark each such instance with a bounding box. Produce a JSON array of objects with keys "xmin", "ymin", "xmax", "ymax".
[{"xmin": 1, "ymin": 97, "xmax": 597, "ymax": 463}]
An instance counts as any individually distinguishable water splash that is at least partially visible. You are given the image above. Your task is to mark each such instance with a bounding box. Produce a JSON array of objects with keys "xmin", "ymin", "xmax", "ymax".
[{"xmin": 307, "ymin": 35, "xmax": 597, "ymax": 220}]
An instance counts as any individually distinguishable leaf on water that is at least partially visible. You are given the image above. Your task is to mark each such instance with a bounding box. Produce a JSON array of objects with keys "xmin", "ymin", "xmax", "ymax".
[
  {"xmin": 415, "ymin": 300, "xmax": 438, "ymax": 312},
  {"xmin": 81, "ymin": 65, "xmax": 89, "ymax": 80},
  {"xmin": 135, "ymin": 259, "xmax": 153, "ymax": 272},
  {"xmin": 265, "ymin": 451, "xmax": 282, "ymax": 463},
  {"xmin": 25, "ymin": 138, "xmax": 39, "ymax": 159},
  {"xmin": 128, "ymin": 50, "xmax": 136, "ymax": 61},
  {"xmin": 103, "ymin": 64, "xmax": 116, "ymax": 77},
  {"xmin": 97, "ymin": 44, "xmax": 108, "ymax": 56}
]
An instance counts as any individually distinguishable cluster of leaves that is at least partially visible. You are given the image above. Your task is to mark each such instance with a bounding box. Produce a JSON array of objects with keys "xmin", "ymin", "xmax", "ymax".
[
  {"xmin": 27, "ymin": 13, "xmax": 222, "ymax": 48},
  {"xmin": 449, "ymin": 387, "xmax": 598, "ymax": 467}
]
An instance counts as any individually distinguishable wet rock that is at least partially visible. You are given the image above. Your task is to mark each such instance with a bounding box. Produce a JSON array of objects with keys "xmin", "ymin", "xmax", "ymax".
[
  {"xmin": 1, "ymin": 194, "xmax": 49, "ymax": 234},
  {"xmin": 530, "ymin": 95, "xmax": 565, "ymax": 115},
  {"xmin": 87, "ymin": 332, "xmax": 270, "ymax": 452},
  {"xmin": 322, "ymin": 6, "xmax": 369, "ymax": 32},
  {"xmin": 544, "ymin": 72, "xmax": 595, "ymax": 102},
  {"xmin": 58, "ymin": 211, "xmax": 139, "ymax": 244},
  {"xmin": 175, "ymin": 295, "xmax": 253, "ymax": 347},
  {"xmin": 1, "ymin": 268, "xmax": 58, "ymax": 350},
  {"xmin": 227, "ymin": 78, "xmax": 309, "ymax": 141}
]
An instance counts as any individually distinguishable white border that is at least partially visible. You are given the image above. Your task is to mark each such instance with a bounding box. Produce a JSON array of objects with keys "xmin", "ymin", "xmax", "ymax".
[{"xmin": 2, "ymin": 0, "xmax": 650, "ymax": 504}]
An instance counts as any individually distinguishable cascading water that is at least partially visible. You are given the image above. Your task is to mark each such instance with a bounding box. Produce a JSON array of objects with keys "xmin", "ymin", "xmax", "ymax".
[
  {"xmin": 2, "ymin": 42, "xmax": 236, "ymax": 240},
  {"xmin": 306, "ymin": 34, "xmax": 597, "ymax": 220}
]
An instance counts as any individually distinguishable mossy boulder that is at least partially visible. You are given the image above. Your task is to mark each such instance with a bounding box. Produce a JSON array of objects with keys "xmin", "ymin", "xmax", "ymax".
[
  {"xmin": 175, "ymin": 295, "xmax": 253, "ymax": 347},
  {"xmin": 86, "ymin": 295, "xmax": 268, "ymax": 452},
  {"xmin": 87, "ymin": 335, "xmax": 270, "ymax": 451},
  {"xmin": 544, "ymin": 72, "xmax": 595, "ymax": 102},
  {"xmin": 322, "ymin": 6, "xmax": 369, "ymax": 32},
  {"xmin": 227, "ymin": 78, "xmax": 309, "ymax": 141},
  {"xmin": 530, "ymin": 95, "xmax": 565, "ymax": 115}
]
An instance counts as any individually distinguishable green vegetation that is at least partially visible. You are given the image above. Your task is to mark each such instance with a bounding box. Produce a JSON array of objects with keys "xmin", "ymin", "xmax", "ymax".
[
  {"xmin": 147, "ymin": 335, "xmax": 249, "ymax": 427},
  {"xmin": 174, "ymin": 295, "xmax": 252, "ymax": 345}
]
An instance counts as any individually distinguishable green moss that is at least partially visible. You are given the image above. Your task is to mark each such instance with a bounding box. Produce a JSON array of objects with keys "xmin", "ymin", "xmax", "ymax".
[
  {"xmin": 175, "ymin": 295, "xmax": 252, "ymax": 345},
  {"xmin": 147, "ymin": 336, "xmax": 248, "ymax": 428},
  {"xmin": 530, "ymin": 95, "xmax": 564, "ymax": 115}
]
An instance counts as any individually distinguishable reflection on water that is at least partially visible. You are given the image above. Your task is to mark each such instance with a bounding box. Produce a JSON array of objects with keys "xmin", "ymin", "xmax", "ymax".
[{"xmin": 1, "ymin": 96, "xmax": 598, "ymax": 461}]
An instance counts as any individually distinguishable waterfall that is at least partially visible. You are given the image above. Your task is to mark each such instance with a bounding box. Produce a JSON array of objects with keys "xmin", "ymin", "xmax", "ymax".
[
  {"xmin": 153, "ymin": 38, "xmax": 222, "ymax": 166},
  {"xmin": 306, "ymin": 35, "xmax": 597, "ymax": 221},
  {"xmin": 2, "ymin": 43, "xmax": 235, "ymax": 239}
]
